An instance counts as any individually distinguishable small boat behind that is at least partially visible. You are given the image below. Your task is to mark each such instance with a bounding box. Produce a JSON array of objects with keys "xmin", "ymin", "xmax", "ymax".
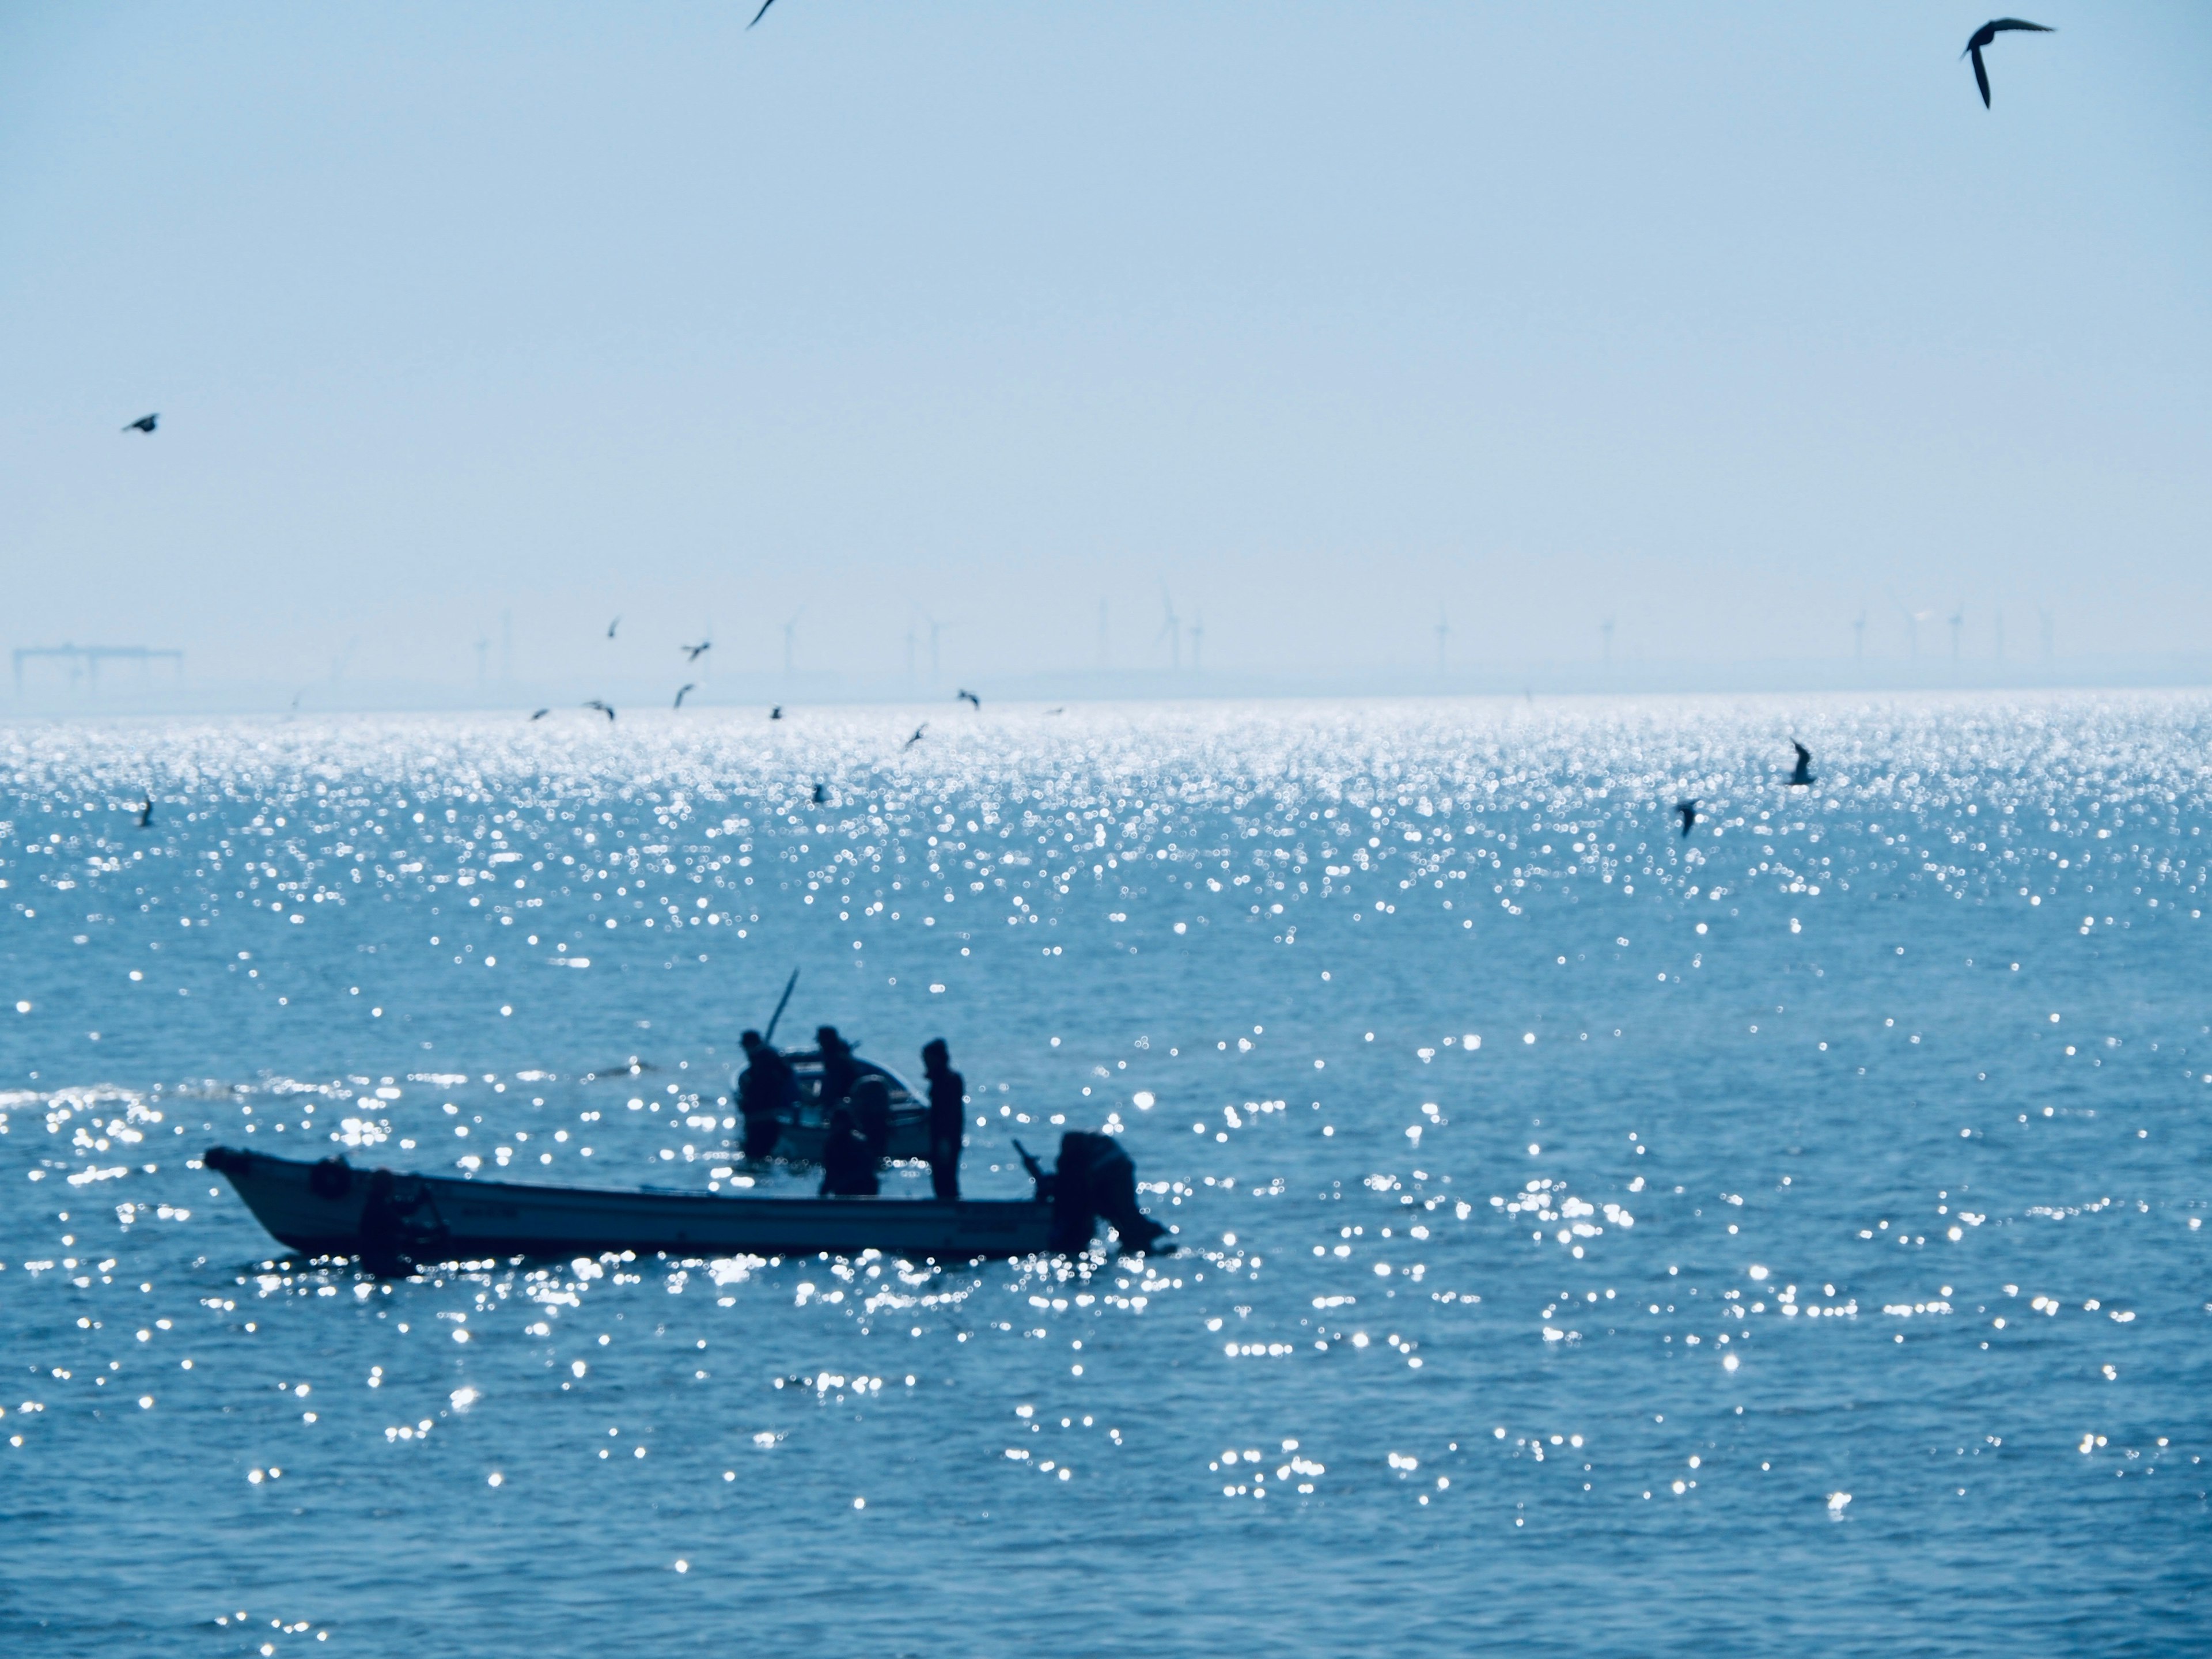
[
  {"xmin": 203, "ymin": 1131, "xmax": 1169, "ymax": 1271},
  {"xmin": 753, "ymin": 1050, "xmax": 928, "ymax": 1166}
]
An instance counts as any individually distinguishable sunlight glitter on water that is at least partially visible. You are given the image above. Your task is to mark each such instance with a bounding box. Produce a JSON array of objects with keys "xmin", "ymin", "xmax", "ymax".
[{"xmin": 2, "ymin": 694, "xmax": 2210, "ymax": 1653}]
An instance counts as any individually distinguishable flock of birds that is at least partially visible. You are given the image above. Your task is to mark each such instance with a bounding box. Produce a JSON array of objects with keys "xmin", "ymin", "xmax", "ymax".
[
  {"xmin": 511, "ymin": 616, "xmax": 991, "ymax": 756},
  {"xmin": 106, "ymin": 19, "xmax": 2048, "ymax": 802}
]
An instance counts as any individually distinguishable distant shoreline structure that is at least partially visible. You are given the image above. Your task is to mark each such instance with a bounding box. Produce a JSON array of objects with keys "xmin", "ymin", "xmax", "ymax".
[{"xmin": 3, "ymin": 657, "xmax": 2209, "ymax": 718}]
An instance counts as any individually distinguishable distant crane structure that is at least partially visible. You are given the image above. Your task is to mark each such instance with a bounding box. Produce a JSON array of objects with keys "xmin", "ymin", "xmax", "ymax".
[{"xmin": 12, "ymin": 643, "xmax": 184, "ymax": 694}]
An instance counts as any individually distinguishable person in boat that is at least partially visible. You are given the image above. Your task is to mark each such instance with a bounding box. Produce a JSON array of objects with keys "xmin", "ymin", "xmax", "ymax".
[
  {"xmin": 737, "ymin": 1029, "xmax": 794, "ymax": 1161},
  {"xmin": 815, "ymin": 1025, "xmax": 860, "ymax": 1113},
  {"xmin": 922, "ymin": 1037, "xmax": 964, "ymax": 1200},
  {"xmin": 851, "ymin": 1073, "xmax": 892, "ymax": 1163},
  {"xmin": 819, "ymin": 1107, "xmax": 878, "ymax": 1196}
]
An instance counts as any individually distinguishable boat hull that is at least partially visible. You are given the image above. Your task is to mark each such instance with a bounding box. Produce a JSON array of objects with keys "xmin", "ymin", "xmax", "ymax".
[{"xmin": 203, "ymin": 1146, "xmax": 1052, "ymax": 1262}]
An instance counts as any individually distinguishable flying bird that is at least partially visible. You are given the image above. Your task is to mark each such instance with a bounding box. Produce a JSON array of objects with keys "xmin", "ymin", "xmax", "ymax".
[
  {"xmin": 1787, "ymin": 742, "xmax": 1816, "ymax": 787},
  {"xmin": 904, "ymin": 722, "xmax": 928, "ymax": 749},
  {"xmin": 530, "ymin": 708, "xmax": 551, "ymax": 721},
  {"xmin": 956, "ymin": 688, "xmax": 982, "ymax": 710},
  {"xmin": 135, "ymin": 794, "xmax": 155, "ymax": 829},
  {"xmin": 584, "ymin": 699, "xmax": 617, "ymax": 722},
  {"xmin": 1675, "ymin": 800, "xmax": 1698, "ymax": 838},
  {"xmin": 1963, "ymin": 18, "xmax": 2053, "ymax": 108},
  {"xmin": 607, "ymin": 616, "xmax": 622, "ymax": 639},
  {"xmin": 122, "ymin": 414, "xmax": 158, "ymax": 434},
  {"xmin": 673, "ymin": 683, "xmax": 695, "ymax": 709},
  {"xmin": 682, "ymin": 641, "xmax": 711, "ymax": 662},
  {"xmin": 748, "ymin": 0, "xmax": 777, "ymax": 25}
]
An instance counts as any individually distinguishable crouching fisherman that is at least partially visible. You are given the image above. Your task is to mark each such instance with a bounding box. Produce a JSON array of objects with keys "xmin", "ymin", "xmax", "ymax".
[
  {"xmin": 1016, "ymin": 1131, "xmax": 1172, "ymax": 1255},
  {"xmin": 820, "ymin": 1108, "xmax": 879, "ymax": 1196},
  {"xmin": 736, "ymin": 1029, "xmax": 794, "ymax": 1161}
]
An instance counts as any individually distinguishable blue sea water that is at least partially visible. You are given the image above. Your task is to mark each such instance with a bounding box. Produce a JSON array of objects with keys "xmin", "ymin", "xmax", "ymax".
[{"xmin": 2, "ymin": 695, "xmax": 2207, "ymax": 1656}]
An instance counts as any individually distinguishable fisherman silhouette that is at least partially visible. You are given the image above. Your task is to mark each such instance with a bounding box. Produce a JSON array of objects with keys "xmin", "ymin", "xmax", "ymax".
[
  {"xmin": 812, "ymin": 782, "xmax": 828, "ymax": 805},
  {"xmin": 1675, "ymin": 799, "xmax": 1698, "ymax": 837},
  {"xmin": 1788, "ymin": 742, "xmax": 1816, "ymax": 787},
  {"xmin": 851, "ymin": 1074, "xmax": 893, "ymax": 1163},
  {"xmin": 737, "ymin": 1029, "xmax": 794, "ymax": 1161},
  {"xmin": 819, "ymin": 1108, "xmax": 878, "ymax": 1196},
  {"xmin": 922, "ymin": 1037, "xmax": 965, "ymax": 1200},
  {"xmin": 815, "ymin": 1025, "xmax": 859, "ymax": 1113},
  {"xmin": 135, "ymin": 794, "xmax": 155, "ymax": 830}
]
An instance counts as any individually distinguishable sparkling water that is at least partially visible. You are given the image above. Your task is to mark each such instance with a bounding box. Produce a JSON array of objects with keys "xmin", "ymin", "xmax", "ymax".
[{"xmin": 3, "ymin": 696, "xmax": 2206, "ymax": 1654}]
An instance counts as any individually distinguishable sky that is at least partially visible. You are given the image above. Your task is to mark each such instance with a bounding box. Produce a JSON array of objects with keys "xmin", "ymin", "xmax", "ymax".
[{"xmin": 2, "ymin": 3, "xmax": 2208, "ymax": 698}]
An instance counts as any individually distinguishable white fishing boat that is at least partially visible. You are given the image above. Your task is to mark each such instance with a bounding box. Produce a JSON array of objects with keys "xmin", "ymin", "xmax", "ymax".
[{"xmin": 203, "ymin": 1134, "xmax": 1168, "ymax": 1270}]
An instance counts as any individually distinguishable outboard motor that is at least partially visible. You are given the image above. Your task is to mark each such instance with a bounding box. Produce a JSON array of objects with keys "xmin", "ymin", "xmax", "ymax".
[{"xmin": 1021, "ymin": 1132, "xmax": 1172, "ymax": 1255}]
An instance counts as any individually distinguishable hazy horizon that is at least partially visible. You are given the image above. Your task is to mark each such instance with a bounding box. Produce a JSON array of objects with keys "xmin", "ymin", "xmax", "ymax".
[{"xmin": 4, "ymin": 4, "xmax": 2208, "ymax": 696}]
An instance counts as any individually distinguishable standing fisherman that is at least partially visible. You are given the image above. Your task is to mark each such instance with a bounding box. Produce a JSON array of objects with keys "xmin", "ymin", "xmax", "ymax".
[
  {"xmin": 736, "ymin": 1030, "xmax": 794, "ymax": 1162},
  {"xmin": 922, "ymin": 1038, "xmax": 964, "ymax": 1200}
]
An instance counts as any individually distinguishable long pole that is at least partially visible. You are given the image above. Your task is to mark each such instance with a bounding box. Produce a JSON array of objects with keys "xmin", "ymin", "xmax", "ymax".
[{"xmin": 763, "ymin": 968, "xmax": 800, "ymax": 1044}]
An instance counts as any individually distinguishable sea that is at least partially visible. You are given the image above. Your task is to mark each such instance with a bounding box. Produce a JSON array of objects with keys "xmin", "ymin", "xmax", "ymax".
[{"xmin": 2, "ymin": 694, "xmax": 2206, "ymax": 1656}]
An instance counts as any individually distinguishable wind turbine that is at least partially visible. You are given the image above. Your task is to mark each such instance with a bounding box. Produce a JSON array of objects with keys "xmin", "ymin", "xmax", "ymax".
[
  {"xmin": 1891, "ymin": 596, "xmax": 1931, "ymax": 661},
  {"xmin": 1097, "ymin": 597, "xmax": 1109, "ymax": 671},
  {"xmin": 1434, "ymin": 609, "xmax": 1450, "ymax": 677},
  {"xmin": 782, "ymin": 607, "xmax": 804, "ymax": 678},
  {"xmin": 924, "ymin": 613, "xmax": 949, "ymax": 687},
  {"xmin": 903, "ymin": 619, "xmax": 918, "ymax": 684},
  {"xmin": 1600, "ymin": 616, "xmax": 1615, "ymax": 671},
  {"xmin": 1156, "ymin": 589, "xmax": 1181, "ymax": 673},
  {"xmin": 1994, "ymin": 608, "xmax": 2005, "ymax": 662},
  {"xmin": 2038, "ymin": 607, "xmax": 2055, "ymax": 665},
  {"xmin": 1948, "ymin": 608, "xmax": 1965, "ymax": 663},
  {"xmin": 1188, "ymin": 614, "xmax": 1205, "ymax": 674},
  {"xmin": 1851, "ymin": 612, "xmax": 1867, "ymax": 661}
]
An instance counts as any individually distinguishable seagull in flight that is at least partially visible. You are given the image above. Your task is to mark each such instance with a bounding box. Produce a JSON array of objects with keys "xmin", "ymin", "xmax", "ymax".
[
  {"xmin": 607, "ymin": 616, "xmax": 622, "ymax": 639},
  {"xmin": 1787, "ymin": 741, "xmax": 1816, "ymax": 787},
  {"xmin": 123, "ymin": 414, "xmax": 158, "ymax": 434},
  {"xmin": 682, "ymin": 640, "xmax": 711, "ymax": 662},
  {"xmin": 1675, "ymin": 799, "xmax": 1698, "ymax": 838},
  {"xmin": 584, "ymin": 699, "xmax": 617, "ymax": 722},
  {"xmin": 529, "ymin": 708, "xmax": 551, "ymax": 721},
  {"xmin": 904, "ymin": 722, "xmax": 929, "ymax": 749},
  {"xmin": 1963, "ymin": 18, "xmax": 2053, "ymax": 108},
  {"xmin": 748, "ymin": 0, "xmax": 777, "ymax": 25},
  {"xmin": 956, "ymin": 688, "xmax": 982, "ymax": 710},
  {"xmin": 673, "ymin": 683, "xmax": 696, "ymax": 709}
]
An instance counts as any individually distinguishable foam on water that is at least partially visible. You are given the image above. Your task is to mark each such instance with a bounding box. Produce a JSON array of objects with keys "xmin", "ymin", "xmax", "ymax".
[{"xmin": 2, "ymin": 695, "xmax": 2207, "ymax": 1654}]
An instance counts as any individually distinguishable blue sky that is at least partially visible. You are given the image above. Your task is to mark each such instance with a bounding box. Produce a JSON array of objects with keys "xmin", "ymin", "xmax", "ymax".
[{"xmin": 2, "ymin": 3, "xmax": 2206, "ymax": 691}]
